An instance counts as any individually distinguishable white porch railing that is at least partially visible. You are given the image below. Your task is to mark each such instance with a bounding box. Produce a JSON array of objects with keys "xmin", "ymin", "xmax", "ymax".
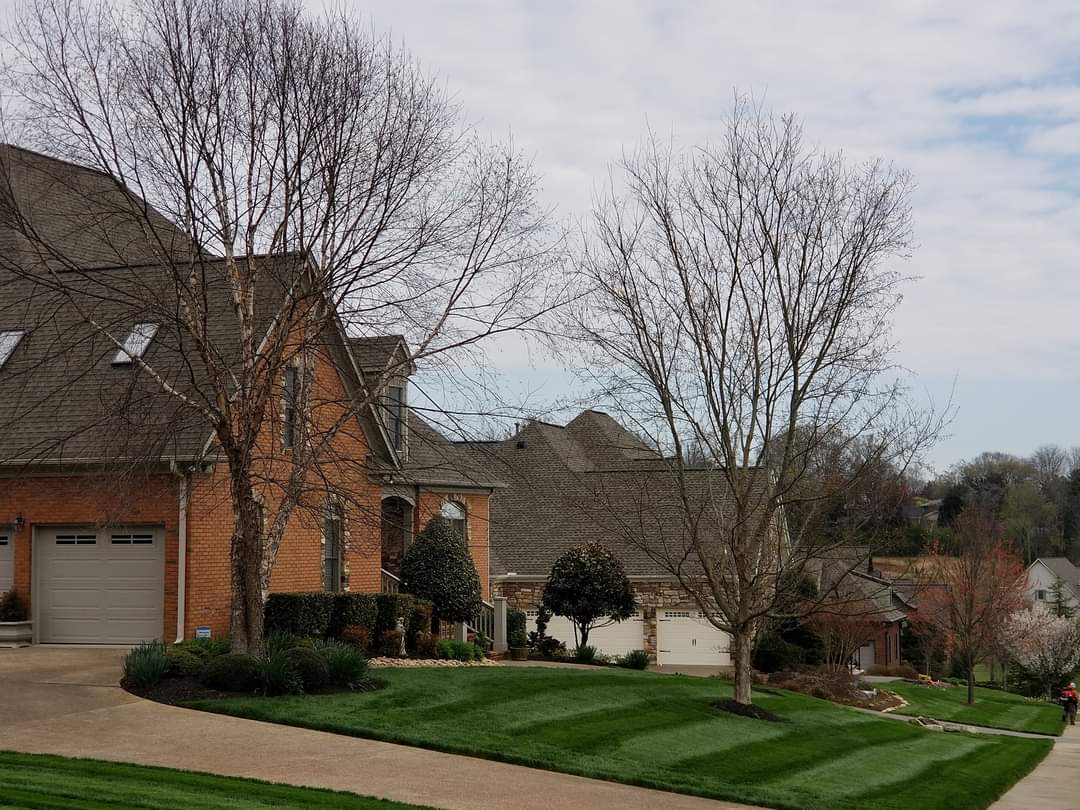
[{"xmin": 380, "ymin": 568, "xmax": 402, "ymax": 594}]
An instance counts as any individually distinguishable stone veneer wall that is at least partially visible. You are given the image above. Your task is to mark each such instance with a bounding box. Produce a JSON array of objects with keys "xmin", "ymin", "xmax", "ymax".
[{"xmin": 493, "ymin": 577, "xmax": 693, "ymax": 659}]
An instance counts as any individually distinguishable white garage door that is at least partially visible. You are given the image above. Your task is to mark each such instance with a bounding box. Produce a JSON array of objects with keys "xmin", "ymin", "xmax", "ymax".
[
  {"xmin": 528, "ymin": 610, "xmax": 645, "ymax": 656},
  {"xmin": 35, "ymin": 527, "xmax": 164, "ymax": 644},
  {"xmin": 657, "ymin": 609, "xmax": 731, "ymax": 666},
  {"xmin": 0, "ymin": 530, "xmax": 11, "ymax": 592}
]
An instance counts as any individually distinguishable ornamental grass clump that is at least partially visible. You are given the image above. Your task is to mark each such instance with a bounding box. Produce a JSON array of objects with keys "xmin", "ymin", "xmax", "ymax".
[{"xmin": 123, "ymin": 641, "xmax": 169, "ymax": 689}]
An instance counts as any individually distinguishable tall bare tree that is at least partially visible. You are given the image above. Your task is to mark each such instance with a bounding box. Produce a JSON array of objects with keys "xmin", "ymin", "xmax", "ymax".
[
  {"xmin": 574, "ymin": 100, "xmax": 939, "ymax": 704},
  {"xmin": 1, "ymin": 0, "xmax": 561, "ymax": 652}
]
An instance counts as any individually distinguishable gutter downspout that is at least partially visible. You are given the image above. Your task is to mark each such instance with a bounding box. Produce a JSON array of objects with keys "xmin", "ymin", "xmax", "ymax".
[{"xmin": 170, "ymin": 462, "xmax": 189, "ymax": 643}]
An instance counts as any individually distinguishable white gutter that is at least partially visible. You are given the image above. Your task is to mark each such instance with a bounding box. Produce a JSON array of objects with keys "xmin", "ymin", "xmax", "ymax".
[{"xmin": 174, "ymin": 471, "xmax": 189, "ymax": 643}]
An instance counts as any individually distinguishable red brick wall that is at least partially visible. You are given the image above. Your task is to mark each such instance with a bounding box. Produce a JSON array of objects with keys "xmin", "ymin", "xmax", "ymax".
[
  {"xmin": 183, "ymin": 341, "xmax": 382, "ymax": 639},
  {"xmin": 873, "ymin": 622, "xmax": 902, "ymax": 667},
  {"xmin": 415, "ymin": 489, "xmax": 491, "ymax": 599},
  {"xmin": 0, "ymin": 474, "xmax": 179, "ymax": 640}
]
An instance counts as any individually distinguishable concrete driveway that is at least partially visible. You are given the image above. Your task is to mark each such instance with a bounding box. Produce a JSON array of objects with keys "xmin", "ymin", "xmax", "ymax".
[{"xmin": 0, "ymin": 646, "xmax": 761, "ymax": 810}]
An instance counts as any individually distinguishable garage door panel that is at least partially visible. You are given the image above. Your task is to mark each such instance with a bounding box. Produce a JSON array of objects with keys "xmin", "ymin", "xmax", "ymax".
[
  {"xmin": 528, "ymin": 611, "xmax": 645, "ymax": 656},
  {"xmin": 0, "ymin": 533, "xmax": 13, "ymax": 592},
  {"xmin": 36, "ymin": 526, "xmax": 163, "ymax": 644},
  {"xmin": 658, "ymin": 610, "xmax": 731, "ymax": 666}
]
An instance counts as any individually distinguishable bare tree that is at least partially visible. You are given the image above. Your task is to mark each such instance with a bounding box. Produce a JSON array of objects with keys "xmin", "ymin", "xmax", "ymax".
[
  {"xmin": 573, "ymin": 99, "xmax": 940, "ymax": 704},
  {"xmin": 919, "ymin": 505, "xmax": 1028, "ymax": 705},
  {"xmin": 806, "ymin": 595, "xmax": 880, "ymax": 674},
  {"xmin": 1032, "ymin": 444, "xmax": 1068, "ymax": 485},
  {"xmin": 1, "ymin": 0, "xmax": 561, "ymax": 653}
]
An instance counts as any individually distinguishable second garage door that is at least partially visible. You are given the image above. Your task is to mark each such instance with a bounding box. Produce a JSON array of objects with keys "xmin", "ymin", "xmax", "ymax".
[
  {"xmin": 35, "ymin": 527, "xmax": 164, "ymax": 644},
  {"xmin": 527, "ymin": 610, "xmax": 645, "ymax": 656},
  {"xmin": 657, "ymin": 609, "xmax": 731, "ymax": 666}
]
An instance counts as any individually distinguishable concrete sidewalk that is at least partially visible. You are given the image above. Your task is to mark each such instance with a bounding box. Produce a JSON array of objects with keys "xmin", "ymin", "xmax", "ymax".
[
  {"xmin": 992, "ymin": 723, "xmax": 1080, "ymax": 810},
  {"xmin": 0, "ymin": 647, "xmax": 762, "ymax": 810}
]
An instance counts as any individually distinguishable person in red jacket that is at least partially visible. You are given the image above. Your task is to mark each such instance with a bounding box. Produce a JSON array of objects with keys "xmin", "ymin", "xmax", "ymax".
[{"xmin": 1061, "ymin": 683, "xmax": 1078, "ymax": 725}]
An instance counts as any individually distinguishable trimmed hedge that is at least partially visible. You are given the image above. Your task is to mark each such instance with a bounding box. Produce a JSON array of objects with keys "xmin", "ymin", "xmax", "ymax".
[
  {"xmin": 328, "ymin": 593, "xmax": 378, "ymax": 638},
  {"xmin": 265, "ymin": 591, "xmax": 433, "ymax": 653},
  {"xmin": 264, "ymin": 593, "xmax": 335, "ymax": 638}
]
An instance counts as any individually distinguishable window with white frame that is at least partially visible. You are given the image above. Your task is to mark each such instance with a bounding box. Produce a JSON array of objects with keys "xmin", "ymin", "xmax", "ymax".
[
  {"xmin": 440, "ymin": 500, "xmax": 466, "ymax": 543},
  {"xmin": 0, "ymin": 331, "xmax": 24, "ymax": 369},
  {"xmin": 381, "ymin": 384, "xmax": 406, "ymax": 452},
  {"xmin": 324, "ymin": 499, "xmax": 344, "ymax": 591},
  {"xmin": 283, "ymin": 366, "xmax": 299, "ymax": 449},
  {"xmin": 112, "ymin": 323, "xmax": 159, "ymax": 364}
]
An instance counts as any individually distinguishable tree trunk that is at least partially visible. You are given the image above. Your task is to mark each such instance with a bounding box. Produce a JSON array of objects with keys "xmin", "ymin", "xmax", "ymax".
[
  {"xmin": 732, "ymin": 630, "xmax": 754, "ymax": 705},
  {"xmin": 966, "ymin": 666, "xmax": 975, "ymax": 705},
  {"xmin": 578, "ymin": 623, "xmax": 590, "ymax": 650},
  {"xmin": 229, "ymin": 471, "xmax": 266, "ymax": 655}
]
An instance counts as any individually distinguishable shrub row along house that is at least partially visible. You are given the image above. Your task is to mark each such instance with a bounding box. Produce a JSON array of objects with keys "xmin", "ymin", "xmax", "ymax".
[{"xmin": 0, "ymin": 145, "xmax": 494, "ymax": 644}]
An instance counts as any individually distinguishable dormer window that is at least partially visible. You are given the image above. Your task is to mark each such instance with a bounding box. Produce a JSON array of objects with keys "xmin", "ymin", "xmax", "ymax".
[
  {"xmin": 0, "ymin": 331, "xmax": 24, "ymax": 369},
  {"xmin": 381, "ymin": 384, "xmax": 405, "ymax": 452},
  {"xmin": 112, "ymin": 323, "xmax": 159, "ymax": 365}
]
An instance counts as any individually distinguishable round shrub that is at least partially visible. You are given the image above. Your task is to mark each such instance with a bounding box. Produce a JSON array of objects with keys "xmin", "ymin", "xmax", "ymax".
[
  {"xmin": 315, "ymin": 639, "xmax": 369, "ymax": 688},
  {"xmin": 123, "ymin": 641, "xmax": 169, "ymax": 689},
  {"xmin": 400, "ymin": 515, "xmax": 482, "ymax": 626},
  {"xmin": 165, "ymin": 648, "xmax": 205, "ymax": 677},
  {"xmin": 264, "ymin": 630, "xmax": 302, "ymax": 657},
  {"xmin": 200, "ymin": 653, "xmax": 259, "ymax": 692},
  {"xmin": 285, "ymin": 646, "xmax": 330, "ymax": 691}
]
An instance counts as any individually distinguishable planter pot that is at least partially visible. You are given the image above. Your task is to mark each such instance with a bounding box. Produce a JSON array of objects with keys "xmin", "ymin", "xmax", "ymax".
[
  {"xmin": 510, "ymin": 647, "xmax": 529, "ymax": 661},
  {"xmin": 0, "ymin": 621, "xmax": 32, "ymax": 648}
]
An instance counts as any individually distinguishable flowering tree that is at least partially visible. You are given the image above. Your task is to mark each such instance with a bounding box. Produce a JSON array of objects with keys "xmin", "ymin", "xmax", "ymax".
[
  {"xmin": 919, "ymin": 506, "xmax": 1028, "ymax": 704},
  {"xmin": 1003, "ymin": 607, "xmax": 1080, "ymax": 699}
]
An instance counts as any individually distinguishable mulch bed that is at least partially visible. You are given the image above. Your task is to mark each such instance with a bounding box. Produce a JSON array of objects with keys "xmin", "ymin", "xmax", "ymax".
[
  {"xmin": 124, "ymin": 675, "xmax": 384, "ymax": 705},
  {"xmin": 712, "ymin": 699, "xmax": 787, "ymax": 722}
]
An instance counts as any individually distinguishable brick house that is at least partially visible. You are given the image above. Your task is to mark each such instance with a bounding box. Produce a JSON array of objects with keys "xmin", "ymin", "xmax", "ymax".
[
  {"xmin": 0, "ymin": 144, "xmax": 495, "ymax": 645},
  {"xmin": 467, "ymin": 410, "xmax": 784, "ymax": 667}
]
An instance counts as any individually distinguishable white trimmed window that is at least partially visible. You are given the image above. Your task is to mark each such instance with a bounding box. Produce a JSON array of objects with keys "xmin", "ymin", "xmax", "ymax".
[
  {"xmin": 283, "ymin": 366, "xmax": 299, "ymax": 449},
  {"xmin": 381, "ymin": 385, "xmax": 406, "ymax": 452},
  {"xmin": 112, "ymin": 323, "xmax": 159, "ymax": 364},
  {"xmin": 441, "ymin": 500, "xmax": 467, "ymax": 543},
  {"xmin": 0, "ymin": 331, "xmax": 24, "ymax": 369},
  {"xmin": 324, "ymin": 499, "xmax": 344, "ymax": 592}
]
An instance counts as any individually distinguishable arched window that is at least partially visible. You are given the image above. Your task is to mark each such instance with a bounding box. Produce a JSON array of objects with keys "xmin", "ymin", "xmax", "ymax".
[{"xmin": 440, "ymin": 499, "xmax": 466, "ymax": 543}]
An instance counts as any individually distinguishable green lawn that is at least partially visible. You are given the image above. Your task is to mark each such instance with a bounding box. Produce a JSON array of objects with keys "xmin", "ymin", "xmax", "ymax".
[
  {"xmin": 0, "ymin": 751, "xmax": 430, "ymax": 809},
  {"xmin": 188, "ymin": 666, "xmax": 1050, "ymax": 810},
  {"xmin": 886, "ymin": 681, "xmax": 1064, "ymax": 736}
]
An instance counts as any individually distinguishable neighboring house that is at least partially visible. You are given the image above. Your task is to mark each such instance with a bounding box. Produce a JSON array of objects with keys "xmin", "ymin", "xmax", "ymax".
[
  {"xmin": 467, "ymin": 410, "xmax": 782, "ymax": 667},
  {"xmin": 902, "ymin": 498, "xmax": 942, "ymax": 529},
  {"xmin": 1026, "ymin": 558, "xmax": 1080, "ymax": 613},
  {"xmin": 808, "ymin": 549, "xmax": 911, "ymax": 671},
  {"xmin": 0, "ymin": 144, "xmax": 494, "ymax": 644}
]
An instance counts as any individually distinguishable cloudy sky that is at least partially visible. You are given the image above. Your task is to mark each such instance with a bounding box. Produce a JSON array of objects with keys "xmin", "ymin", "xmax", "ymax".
[{"xmin": 341, "ymin": 0, "xmax": 1080, "ymax": 472}]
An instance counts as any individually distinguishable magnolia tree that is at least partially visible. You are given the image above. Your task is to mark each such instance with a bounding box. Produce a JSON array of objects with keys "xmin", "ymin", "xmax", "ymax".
[
  {"xmin": 1002, "ymin": 606, "xmax": 1080, "ymax": 699},
  {"xmin": 541, "ymin": 542, "xmax": 636, "ymax": 650}
]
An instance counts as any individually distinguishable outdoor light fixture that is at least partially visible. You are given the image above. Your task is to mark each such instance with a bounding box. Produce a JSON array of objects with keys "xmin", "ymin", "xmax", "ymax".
[{"xmin": 13, "ymin": 514, "xmax": 24, "ymax": 534}]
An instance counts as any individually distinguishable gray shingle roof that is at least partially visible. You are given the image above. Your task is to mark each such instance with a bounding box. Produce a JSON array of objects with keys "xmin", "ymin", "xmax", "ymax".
[
  {"xmin": 0, "ymin": 144, "xmax": 197, "ymax": 270},
  {"xmin": 0, "ymin": 145, "xmax": 393, "ymax": 470},
  {"xmin": 467, "ymin": 412, "xmax": 770, "ymax": 577},
  {"xmin": 348, "ymin": 335, "xmax": 411, "ymax": 375}
]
